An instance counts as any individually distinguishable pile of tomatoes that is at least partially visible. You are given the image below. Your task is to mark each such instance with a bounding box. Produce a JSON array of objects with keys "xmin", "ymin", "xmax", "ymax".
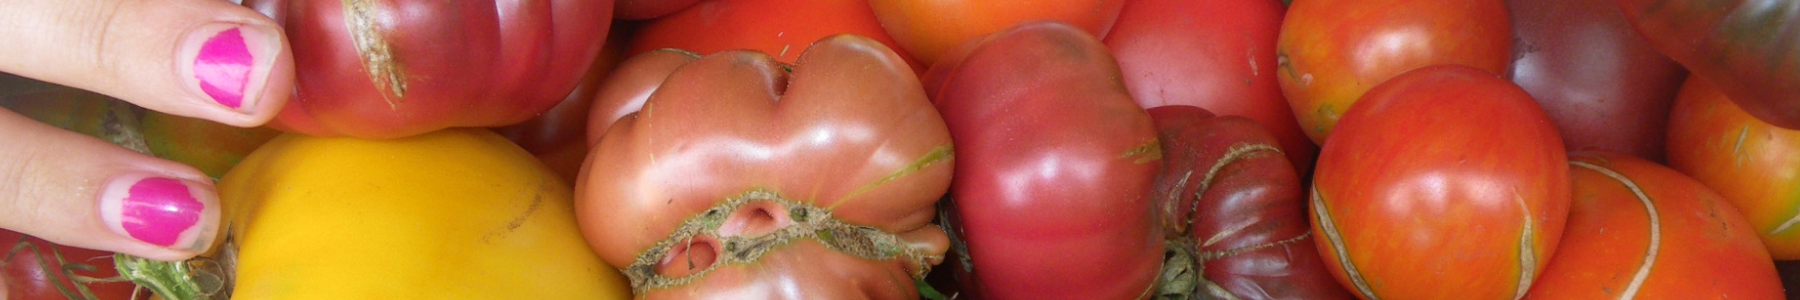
[{"xmin": 4, "ymin": 0, "xmax": 1800, "ymax": 299}]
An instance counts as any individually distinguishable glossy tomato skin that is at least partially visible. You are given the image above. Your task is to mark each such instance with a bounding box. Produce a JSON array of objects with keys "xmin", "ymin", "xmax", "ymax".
[
  {"xmin": 1666, "ymin": 76, "xmax": 1800, "ymax": 259},
  {"xmin": 868, "ymin": 0, "xmax": 1126, "ymax": 66},
  {"xmin": 496, "ymin": 23, "xmax": 633, "ymax": 183},
  {"xmin": 1106, "ymin": 0, "xmax": 1316, "ymax": 175},
  {"xmin": 1, "ymin": 231, "xmax": 140, "ymax": 300},
  {"xmin": 1311, "ymin": 65, "xmax": 1570, "ymax": 300},
  {"xmin": 925, "ymin": 21, "xmax": 1162, "ymax": 300},
  {"xmin": 627, "ymin": 0, "xmax": 922, "ymax": 72},
  {"xmin": 1508, "ymin": 0, "xmax": 1686, "ymax": 161},
  {"xmin": 579, "ymin": 35, "xmax": 951, "ymax": 299},
  {"xmin": 614, "ymin": 0, "xmax": 702, "ymax": 20},
  {"xmin": 1523, "ymin": 151, "xmax": 1782, "ymax": 299},
  {"xmin": 245, "ymin": 0, "xmax": 613, "ymax": 139},
  {"xmin": 583, "ymin": 49, "xmax": 700, "ymax": 147},
  {"xmin": 1148, "ymin": 106, "xmax": 1352, "ymax": 299},
  {"xmin": 1616, "ymin": 0, "xmax": 1800, "ymax": 129},
  {"xmin": 1276, "ymin": 0, "xmax": 1512, "ymax": 144}
]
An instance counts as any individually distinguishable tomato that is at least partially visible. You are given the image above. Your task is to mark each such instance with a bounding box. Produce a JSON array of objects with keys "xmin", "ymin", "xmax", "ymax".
[
  {"xmin": 614, "ymin": 0, "xmax": 702, "ymax": 20},
  {"xmin": 496, "ymin": 22, "xmax": 634, "ymax": 183},
  {"xmin": 1276, "ymin": 0, "xmax": 1512, "ymax": 144},
  {"xmin": 1147, "ymin": 105, "xmax": 1351, "ymax": 299},
  {"xmin": 867, "ymin": 0, "xmax": 1126, "ymax": 66},
  {"xmin": 1508, "ymin": 0, "xmax": 1686, "ymax": 161},
  {"xmin": 1310, "ymin": 65, "xmax": 1570, "ymax": 300},
  {"xmin": 1523, "ymin": 151, "xmax": 1782, "ymax": 299},
  {"xmin": 1666, "ymin": 76, "xmax": 1800, "ymax": 259},
  {"xmin": 2, "ymin": 230, "xmax": 141, "ymax": 300},
  {"xmin": 584, "ymin": 49, "xmax": 699, "ymax": 148},
  {"xmin": 0, "ymin": 82, "xmax": 278, "ymax": 179},
  {"xmin": 925, "ymin": 21, "xmax": 1162, "ymax": 300},
  {"xmin": 577, "ymin": 35, "xmax": 950, "ymax": 299},
  {"xmin": 626, "ymin": 0, "xmax": 922, "ymax": 72},
  {"xmin": 203, "ymin": 129, "xmax": 630, "ymax": 299},
  {"xmin": 1616, "ymin": 0, "xmax": 1800, "ymax": 129},
  {"xmin": 1105, "ymin": 0, "xmax": 1318, "ymax": 175},
  {"xmin": 243, "ymin": 0, "xmax": 614, "ymax": 139}
]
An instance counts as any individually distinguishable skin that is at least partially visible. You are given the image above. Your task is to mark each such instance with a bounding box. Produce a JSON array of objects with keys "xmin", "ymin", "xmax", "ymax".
[
  {"xmin": 1508, "ymin": 0, "xmax": 1686, "ymax": 161},
  {"xmin": 579, "ymin": 35, "xmax": 952, "ymax": 299},
  {"xmin": 867, "ymin": 0, "xmax": 1126, "ymax": 66},
  {"xmin": 1524, "ymin": 151, "xmax": 1783, "ymax": 299},
  {"xmin": 1665, "ymin": 76, "xmax": 1800, "ymax": 259},
  {"xmin": 1310, "ymin": 65, "xmax": 1569, "ymax": 300},
  {"xmin": 1616, "ymin": 0, "xmax": 1800, "ymax": 129}
]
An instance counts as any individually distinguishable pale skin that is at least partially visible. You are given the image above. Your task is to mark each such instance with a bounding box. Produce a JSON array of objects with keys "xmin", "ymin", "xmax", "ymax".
[{"xmin": 0, "ymin": 0, "xmax": 294, "ymax": 266}]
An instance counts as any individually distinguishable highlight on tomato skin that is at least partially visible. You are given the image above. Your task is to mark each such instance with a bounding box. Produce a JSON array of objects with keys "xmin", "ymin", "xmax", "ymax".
[
  {"xmin": 576, "ymin": 34, "xmax": 953, "ymax": 299},
  {"xmin": 1522, "ymin": 151, "xmax": 1782, "ymax": 299},
  {"xmin": 923, "ymin": 20, "xmax": 1164, "ymax": 300},
  {"xmin": 245, "ymin": 0, "xmax": 616, "ymax": 139},
  {"xmin": 1507, "ymin": 0, "xmax": 1685, "ymax": 161},
  {"xmin": 1308, "ymin": 64, "xmax": 1570, "ymax": 300}
]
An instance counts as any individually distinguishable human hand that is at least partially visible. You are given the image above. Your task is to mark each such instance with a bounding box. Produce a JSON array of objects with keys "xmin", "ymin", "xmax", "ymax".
[{"xmin": 0, "ymin": 0, "xmax": 293, "ymax": 261}]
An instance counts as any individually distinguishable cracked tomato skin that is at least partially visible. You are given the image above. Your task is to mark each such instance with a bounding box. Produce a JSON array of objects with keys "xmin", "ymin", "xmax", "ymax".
[
  {"xmin": 1147, "ymin": 106, "xmax": 1352, "ymax": 300},
  {"xmin": 924, "ymin": 20, "xmax": 1163, "ymax": 300},
  {"xmin": 577, "ymin": 34, "xmax": 953, "ymax": 299},
  {"xmin": 1310, "ymin": 65, "xmax": 1569, "ymax": 300},
  {"xmin": 1666, "ymin": 76, "xmax": 1800, "ymax": 259},
  {"xmin": 1523, "ymin": 151, "xmax": 1782, "ymax": 299},
  {"xmin": 244, "ymin": 0, "xmax": 613, "ymax": 139},
  {"xmin": 1276, "ymin": 0, "xmax": 1512, "ymax": 144}
]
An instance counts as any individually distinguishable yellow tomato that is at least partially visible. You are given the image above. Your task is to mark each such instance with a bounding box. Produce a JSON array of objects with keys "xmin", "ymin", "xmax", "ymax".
[{"xmin": 216, "ymin": 128, "xmax": 630, "ymax": 299}]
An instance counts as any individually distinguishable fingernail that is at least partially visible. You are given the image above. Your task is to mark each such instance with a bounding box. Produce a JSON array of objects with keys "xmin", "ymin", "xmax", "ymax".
[
  {"xmin": 182, "ymin": 23, "xmax": 278, "ymax": 114},
  {"xmin": 99, "ymin": 174, "xmax": 219, "ymax": 252}
]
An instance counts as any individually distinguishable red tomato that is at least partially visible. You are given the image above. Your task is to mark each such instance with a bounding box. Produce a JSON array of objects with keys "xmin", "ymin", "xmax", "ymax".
[
  {"xmin": 496, "ymin": 22, "xmax": 634, "ymax": 183},
  {"xmin": 1310, "ymin": 65, "xmax": 1570, "ymax": 300},
  {"xmin": 1508, "ymin": 0, "xmax": 1686, "ymax": 161},
  {"xmin": 1, "ymin": 230, "xmax": 140, "ymax": 300},
  {"xmin": 1524, "ymin": 151, "xmax": 1782, "ymax": 299},
  {"xmin": 245, "ymin": 0, "xmax": 614, "ymax": 139},
  {"xmin": 584, "ymin": 49, "xmax": 699, "ymax": 148},
  {"xmin": 1276, "ymin": 0, "xmax": 1512, "ymax": 144},
  {"xmin": 614, "ymin": 0, "xmax": 702, "ymax": 20},
  {"xmin": 1105, "ymin": 0, "xmax": 1318, "ymax": 175},
  {"xmin": 924, "ymin": 21, "xmax": 1162, "ymax": 300},
  {"xmin": 1666, "ymin": 76, "xmax": 1800, "ymax": 259},
  {"xmin": 577, "ymin": 35, "xmax": 951, "ymax": 299},
  {"xmin": 868, "ymin": 0, "xmax": 1126, "ymax": 66},
  {"xmin": 1148, "ymin": 105, "xmax": 1352, "ymax": 299},
  {"xmin": 1616, "ymin": 0, "xmax": 1800, "ymax": 129},
  {"xmin": 627, "ymin": 0, "xmax": 922, "ymax": 73}
]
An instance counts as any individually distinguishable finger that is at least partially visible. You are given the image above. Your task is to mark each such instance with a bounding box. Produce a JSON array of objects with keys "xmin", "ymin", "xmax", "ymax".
[
  {"xmin": 0, "ymin": 109, "xmax": 219, "ymax": 261},
  {"xmin": 0, "ymin": 0, "xmax": 294, "ymax": 128}
]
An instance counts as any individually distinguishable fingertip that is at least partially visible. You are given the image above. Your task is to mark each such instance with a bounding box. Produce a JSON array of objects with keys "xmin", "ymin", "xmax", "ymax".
[{"xmin": 175, "ymin": 22, "xmax": 292, "ymax": 128}]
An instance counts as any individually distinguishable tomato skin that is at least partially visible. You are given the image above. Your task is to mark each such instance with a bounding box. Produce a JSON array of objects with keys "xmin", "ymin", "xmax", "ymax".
[
  {"xmin": 579, "ymin": 35, "xmax": 951, "ymax": 299},
  {"xmin": 614, "ymin": 0, "xmax": 702, "ymax": 20},
  {"xmin": 1615, "ymin": 0, "xmax": 1800, "ymax": 129},
  {"xmin": 925, "ymin": 21, "xmax": 1162, "ymax": 300},
  {"xmin": 1665, "ymin": 76, "xmax": 1800, "ymax": 259},
  {"xmin": 245, "ymin": 0, "xmax": 613, "ymax": 139},
  {"xmin": 1105, "ymin": 0, "xmax": 1317, "ymax": 175},
  {"xmin": 1310, "ymin": 65, "xmax": 1569, "ymax": 300},
  {"xmin": 627, "ymin": 0, "xmax": 921, "ymax": 73},
  {"xmin": 1522, "ymin": 151, "xmax": 1782, "ymax": 299},
  {"xmin": 868, "ymin": 0, "xmax": 1126, "ymax": 66},
  {"xmin": 1508, "ymin": 0, "xmax": 1686, "ymax": 161},
  {"xmin": 1, "ymin": 231, "xmax": 140, "ymax": 300},
  {"xmin": 220, "ymin": 129, "xmax": 631, "ymax": 299},
  {"xmin": 583, "ymin": 49, "xmax": 700, "ymax": 147},
  {"xmin": 496, "ymin": 23, "xmax": 633, "ymax": 183},
  {"xmin": 1147, "ymin": 106, "xmax": 1352, "ymax": 300},
  {"xmin": 1276, "ymin": 0, "xmax": 1512, "ymax": 144}
]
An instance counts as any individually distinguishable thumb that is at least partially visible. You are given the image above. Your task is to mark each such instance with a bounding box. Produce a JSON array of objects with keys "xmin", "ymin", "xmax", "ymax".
[{"xmin": 0, "ymin": 0, "xmax": 293, "ymax": 128}]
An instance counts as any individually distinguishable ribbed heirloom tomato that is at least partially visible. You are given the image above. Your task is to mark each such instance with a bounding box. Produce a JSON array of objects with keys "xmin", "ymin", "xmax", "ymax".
[
  {"xmin": 577, "ymin": 35, "xmax": 952, "ymax": 299},
  {"xmin": 243, "ymin": 0, "xmax": 614, "ymax": 139}
]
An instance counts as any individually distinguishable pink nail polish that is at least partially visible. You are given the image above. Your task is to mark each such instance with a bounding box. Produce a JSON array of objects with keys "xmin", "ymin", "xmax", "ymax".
[
  {"xmin": 100, "ymin": 174, "xmax": 218, "ymax": 251},
  {"xmin": 195, "ymin": 28, "xmax": 253, "ymax": 109},
  {"xmin": 119, "ymin": 177, "xmax": 204, "ymax": 246}
]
